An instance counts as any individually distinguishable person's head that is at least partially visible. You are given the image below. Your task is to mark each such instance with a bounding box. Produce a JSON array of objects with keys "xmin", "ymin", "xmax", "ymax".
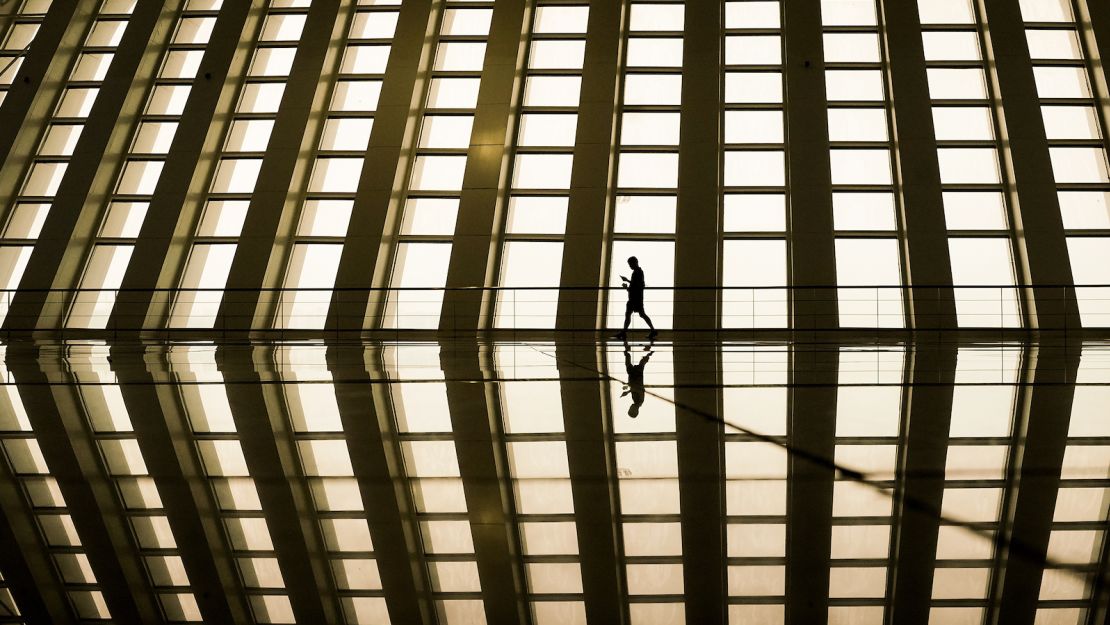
[
  {"xmin": 628, "ymin": 404, "xmax": 640, "ymax": 418},
  {"xmin": 627, "ymin": 256, "xmax": 639, "ymax": 269}
]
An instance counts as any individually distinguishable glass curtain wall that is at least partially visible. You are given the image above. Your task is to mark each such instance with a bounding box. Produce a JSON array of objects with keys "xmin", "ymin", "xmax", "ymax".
[
  {"xmin": 274, "ymin": 2, "xmax": 401, "ymax": 329},
  {"xmin": 494, "ymin": 4, "xmax": 591, "ymax": 329},
  {"xmin": 68, "ymin": 0, "xmax": 222, "ymax": 329},
  {"xmin": 0, "ymin": 0, "xmax": 53, "ymax": 107},
  {"xmin": 69, "ymin": 346, "xmax": 203, "ymax": 621},
  {"xmin": 384, "ymin": 343, "xmax": 489, "ymax": 624},
  {"xmin": 605, "ymin": 1, "xmax": 684, "ymax": 331},
  {"xmin": 918, "ymin": 0, "xmax": 1023, "ymax": 328},
  {"xmin": 722, "ymin": 344, "xmax": 788, "ymax": 620},
  {"xmin": 606, "ymin": 344, "xmax": 685, "ymax": 620},
  {"xmin": 1031, "ymin": 346, "xmax": 1110, "ymax": 624},
  {"xmin": 721, "ymin": 0, "xmax": 788, "ymax": 329},
  {"xmin": 169, "ymin": 0, "xmax": 308, "ymax": 328},
  {"xmin": 1015, "ymin": 0, "xmax": 1110, "ymax": 327},
  {"xmin": 822, "ymin": 0, "xmax": 905, "ymax": 328},
  {"xmin": 384, "ymin": 2, "xmax": 494, "ymax": 329},
  {"xmin": 495, "ymin": 345, "xmax": 586, "ymax": 623},
  {"xmin": 929, "ymin": 346, "xmax": 1023, "ymax": 622},
  {"xmin": 0, "ymin": 347, "xmax": 113, "ymax": 621},
  {"xmin": 276, "ymin": 346, "xmax": 389, "ymax": 623},
  {"xmin": 169, "ymin": 346, "xmax": 295, "ymax": 623},
  {"xmin": 0, "ymin": 0, "xmax": 138, "ymax": 325}
]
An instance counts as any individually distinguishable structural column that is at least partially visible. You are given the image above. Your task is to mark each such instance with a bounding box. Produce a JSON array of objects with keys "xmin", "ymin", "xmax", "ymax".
[
  {"xmin": 110, "ymin": 345, "xmax": 250, "ymax": 624},
  {"xmin": 977, "ymin": 0, "xmax": 1081, "ymax": 330},
  {"xmin": 327, "ymin": 343, "xmax": 435, "ymax": 625},
  {"xmin": 4, "ymin": 0, "xmax": 185, "ymax": 330},
  {"xmin": 1076, "ymin": 0, "xmax": 1110, "ymax": 171},
  {"xmin": 994, "ymin": 341, "xmax": 1081, "ymax": 625},
  {"xmin": 783, "ymin": 0, "xmax": 838, "ymax": 331},
  {"xmin": 555, "ymin": 0, "xmax": 623, "ymax": 332},
  {"xmin": 440, "ymin": 343, "xmax": 529, "ymax": 625},
  {"xmin": 785, "ymin": 345, "xmax": 837, "ymax": 625},
  {"xmin": 8, "ymin": 344, "xmax": 159, "ymax": 624},
  {"xmin": 439, "ymin": 0, "xmax": 528, "ymax": 333},
  {"xmin": 109, "ymin": 0, "xmax": 263, "ymax": 330},
  {"xmin": 556, "ymin": 340, "xmax": 625, "ymax": 623},
  {"xmin": 217, "ymin": 345, "xmax": 340, "ymax": 624},
  {"xmin": 879, "ymin": 0, "xmax": 958, "ymax": 331},
  {"xmin": 215, "ymin": 0, "xmax": 345, "ymax": 331},
  {"xmin": 889, "ymin": 342, "xmax": 958, "ymax": 625},
  {"xmin": 674, "ymin": 341, "xmax": 726, "ymax": 625}
]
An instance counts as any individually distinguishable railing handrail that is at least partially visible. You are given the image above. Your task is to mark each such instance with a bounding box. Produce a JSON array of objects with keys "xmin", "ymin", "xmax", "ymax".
[{"xmin": 0, "ymin": 284, "xmax": 1100, "ymax": 293}]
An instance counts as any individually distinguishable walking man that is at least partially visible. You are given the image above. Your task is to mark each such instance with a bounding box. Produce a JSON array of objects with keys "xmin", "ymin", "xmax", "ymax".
[{"xmin": 617, "ymin": 256, "xmax": 657, "ymax": 339}]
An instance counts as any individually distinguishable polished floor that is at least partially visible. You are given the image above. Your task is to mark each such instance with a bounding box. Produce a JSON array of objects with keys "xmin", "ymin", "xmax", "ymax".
[{"xmin": 0, "ymin": 337, "xmax": 1106, "ymax": 625}]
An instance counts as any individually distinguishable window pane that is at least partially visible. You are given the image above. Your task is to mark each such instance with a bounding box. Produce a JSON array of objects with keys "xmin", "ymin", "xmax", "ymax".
[
  {"xmin": 1050, "ymin": 148, "xmax": 1109, "ymax": 184},
  {"xmin": 933, "ymin": 107, "xmax": 994, "ymax": 140},
  {"xmin": 523, "ymin": 76, "xmax": 582, "ymax": 107},
  {"xmin": 497, "ymin": 242, "xmax": 563, "ymax": 328},
  {"xmin": 723, "ymin": 194, "xmax": 785, "ymax": 232},
  {"xmin": 626, "ymin": 38, "xmax": 683, "ymax": 67},
  {"xmin": 613, "ymin": 196, "xmax": 677, "ymax": 234},
  {"xmin": 621, "ymin": 112, "xmax": 680, "ymax": 146},
  {"xmin": 725, "ymin": 72, "xmax": 782, "ymax": 103},
  {"xmin": 938, "ymin": 148, "xmax": 1001, "ymax": 184},
  {"xmin": 506, "ymin": 196, "xmax": 567, "ymax": 235},
  {"xmin": 723, "ymin": 240, "xmax": 787, "ymax": 328},
  {"xmin": 826, "ymin": 70, "xmax": 885, "ymax": 101},
  {"xmin": 618, "ymin": 153, "xmax": 679, "ymax": 188},
  {"xmin": 624, "ymin": 74, "xmax": 682, "ymax": 105},
  {"xmin": 830, "ymin": 150, "xmax": 892, "ymax": 185},
  {"xmin": 513, "ymin": 154, "xmax": 574, "ymax": 190},
  {"xmin": 410, "ymin": 156, "xmax": 467, "ymax": 191},
  {"xmin": 529, "ymin": 40, "xmax": 585, "ymax": 70},
  {"xmin": 726, "ymin": 110, "xmax": 784, "ymax": 144},
  {"xmin": 725, "ymin": 151, "xmax": 786, "ymax": 186},
  {"xmin": 519, "ymin": 114, "xmax": 577, "ymax": 147},
  {"xmin": 419, "ymin": 115, "xmax": 474, "ymax": 148}
]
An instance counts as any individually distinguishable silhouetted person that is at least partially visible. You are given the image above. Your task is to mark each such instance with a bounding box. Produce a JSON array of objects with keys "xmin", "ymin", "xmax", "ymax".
[
  {"xmin": 621, "ymin": 337, "xmax": 654, "ymax": 418},
  {"xmin": 617, "ymin": 256, "xmax": 656, "ymax": 340}
]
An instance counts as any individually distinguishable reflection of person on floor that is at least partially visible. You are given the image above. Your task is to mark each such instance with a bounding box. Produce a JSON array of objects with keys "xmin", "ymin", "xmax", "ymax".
[
  {"xmin": 621, "ymin": 338, "xmax": 654, "ymax": 418},
  {"xmin": 617, "ymin": 256, "xmax": 657, "ymax": 340}
]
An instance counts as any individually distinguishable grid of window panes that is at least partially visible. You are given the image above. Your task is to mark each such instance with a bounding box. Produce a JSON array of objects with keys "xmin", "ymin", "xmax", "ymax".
[
  {"xmin": 276, "ymin": 2, "xmax": 400, "ymax": 329},
  {"xmin": 829, "ymin": 347, "xmax": 904, "ymax": 622},
  {"xmin": 0, "ymin": 567, "xmax": 23, "ymax": 624},
  {"xmin": 0, "ymin": 1, "xmax": 52, "ymax": 108},
  {"xmin": 822, "ymin": 0, "xmax": 905, "ymax": 328},
  {"xmin": 495, "ymin": 345, "xmax": 586, "ymax": 623},
  {"xmin": 918, "ymin": 0, "xmax": 1023, "ymax": 328},
  {"xmin": 494, "ymin": 4, "xmax": 590, "ymax": 329},
  {"xmin": 606, "ymin": 1, "xmax": 684, "ymax": 331},
  {"xmin": 385, "ymin": 3, "xmax": 493, "ymax": 329},
  {"xmin": 70, "ymin": 346, "xmax": 202, "ymax": 622},
  {"xmin": 607, "ymin": 344, "xmax": 685, "ymax": 621},
  {"xmin": 722, "ymin": 344, "xmax": 788, "ymax": 621},
  {"xmin": 1018, "ymin": 0, "xmax": 1110, "ymax": 328},
  {"xmin": 0, "ymin": 0, "xmax": 136, "ymax": 326},
  {"xmin": 277, "ymin": 346, "xmax": 389, "ymax": 624},
  {"xmin": 170, "ymin": 0, "xmax": 309, "ymax": 328},
  {"xmin": 68, "ymin": 0, "xmax": 221, "ymax": 330},
  {"xmin": 1034, "ymin": 347, "xmax": 1110, "ymax": 624},
  {"xmin": 384, "ymin": 343, "xmax": 488, "ymax": 624},
  {"xmin": 169, "ymin": 346, "xmax": 295, "ymax": 624},
  {"xmin": 929, "ymin": 346, "xmax": 1021, "ymax": 622},
  {"xmin": 0, "ymin": 347, "xmax": 112, "ymax": 621},
  {"xmin": 721, "ymin": 0, "xmax": 789, "ymax": 329}
]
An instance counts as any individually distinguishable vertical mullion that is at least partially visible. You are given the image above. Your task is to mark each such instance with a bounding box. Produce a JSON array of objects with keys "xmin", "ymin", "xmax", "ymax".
[
  {"xmin": 327, "ymin": 344, "xmax": 435, "ymax": 625},
  {"xmin": 439, "ymin": 0, "xmax": 529, "ymax": 332},
  {"xmin": 109, "ymin": 0, "xmax": 263, "ymax": 331},
  {"xmin": 217, "ymin": 345, "xmax": 340, "ymax": 624},
  {"xmin": 556, "ymin": 0, "xmax": 623, "ymax": 331},
  {"xmin": 785, "ymin": 345, "xmax": 837, "ymax": 625},
  {"xmin": 976, "ymin": 0, "xmax": 1081, "ymax": 330},
  {"xmin": 328, "ymin": 0, "xmax": 437, "ymax": 331},
  {"xmin": 441, "ymin": 343, "xmax": 531, "ymax": 625},
  {"xmin": 783, "ymin": 0, "xmax": 838, "ymax": 330},
  {"xmin": 557, "ymin": 340, "xmax": 625, "ymax": 623},
  {"xmin": 215, "ymin": 0, "xmax": 346, "ymax": 332},
  {"xmin": 673, "ymin": 0, "xmax": 720, "ymax": 331},
  {"xmin": 889, "ymin": 343, "xmax": 957, "ymax": 625},
  {"xmin": 879, "ymin": 0, "xmax": 957, "ymax": 330},
  {"xmin": 995, "ymin": 342, "xmax": 1082, "ymax": 625}
]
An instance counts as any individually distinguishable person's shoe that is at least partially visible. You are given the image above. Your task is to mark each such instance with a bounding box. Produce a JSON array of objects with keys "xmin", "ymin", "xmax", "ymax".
[
  {"xmin": 613, "ymin": 331, "xmax": 627, "ymax": 340},
  {"xmin": 648, "ymin": 329, "xmax": 658, "ymax": 339}
]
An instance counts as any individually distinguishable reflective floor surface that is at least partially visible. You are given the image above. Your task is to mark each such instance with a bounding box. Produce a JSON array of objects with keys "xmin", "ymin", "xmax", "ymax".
[{"xmin": 0, "ymin": 336, "xmax": 1107, "ymax": 625}]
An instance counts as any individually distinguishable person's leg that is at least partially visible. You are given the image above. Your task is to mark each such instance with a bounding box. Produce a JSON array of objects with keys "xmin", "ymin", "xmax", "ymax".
[
  {"xmin": 639, "ymin": 311, "xmax": 655, "ymax": 331},
  {"xmin": 623, "ymin": 302, "xmax": 633, "ymax": 331}
]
